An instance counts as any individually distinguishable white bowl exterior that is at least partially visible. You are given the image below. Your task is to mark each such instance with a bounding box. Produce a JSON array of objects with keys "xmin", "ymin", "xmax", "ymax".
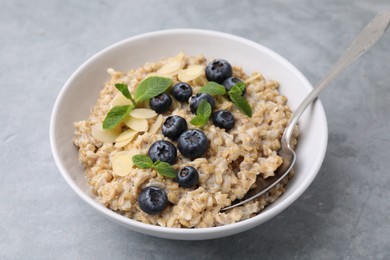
[{"xmin": 50, "ymin": 29, "xmax": 328, "ymax": 240}]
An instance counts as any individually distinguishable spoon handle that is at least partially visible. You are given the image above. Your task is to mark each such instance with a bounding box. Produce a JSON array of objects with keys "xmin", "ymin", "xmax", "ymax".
[{"xmin": 283, "ymin": 11, "xmax": 390, "ymax": 146}]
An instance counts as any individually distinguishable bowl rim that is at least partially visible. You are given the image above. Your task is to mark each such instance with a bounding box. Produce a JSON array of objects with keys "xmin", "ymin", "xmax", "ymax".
[{"xmin": 50, "ymin": 28, "xmax": 328, "ymax": 237}]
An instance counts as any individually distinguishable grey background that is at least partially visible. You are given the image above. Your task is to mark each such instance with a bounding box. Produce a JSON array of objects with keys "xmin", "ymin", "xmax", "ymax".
[{"xmin": 1, "ymin": 0, "xmax": 390, "ymax": 259}]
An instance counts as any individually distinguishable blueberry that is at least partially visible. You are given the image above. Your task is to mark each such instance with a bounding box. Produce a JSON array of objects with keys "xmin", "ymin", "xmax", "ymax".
[
  {"xmin": 148, "ymin": 140, "xmax": 177, "ymax": 164},
  {"xmin": 213, "ymin": 110, "xmax": 235, "ymax": 131},
  {"xmin": 177, "ymin": 129, "xmax": 208, "ymax": 159},
  {"xmin": 138, "ymin": 186, "xmax": 168, "ymax": 215},
  {"xmin": 162, "ymin": 115, "xmax": 188, "ymax": 141},
  {"xmin": 149, "ymin": 93, "xmax": 172, "ymax": 114},
  {"xmin": 222, "ymin": 77, "xmax": 246, "ymax": 95},
  {"xmin": 171, "ymin": 82, "xmax": 193, "ymax": 102},
  {"xmin": 176, "ymin": 166, "xmax": 199, "ymax": 188},
  {"xmin": 205, "ymin": 59, "xmax": 233, "ymax": 84},
  {"xmin": 189, "ymin": 93, "xmax": 216, "ymax": 114}
]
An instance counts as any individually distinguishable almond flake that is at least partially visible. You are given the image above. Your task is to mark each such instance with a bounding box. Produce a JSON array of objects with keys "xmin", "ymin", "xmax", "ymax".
[
  {"xmin": 110, "ymin": 150, "xmax": 137, "ymax": 162},
  {"xmin": 173, "ymin": 52, "xmax": 185, "ymax": 61},
  {"xmin": 147, "ymin": 73, "xmax": 173, "ymax": 79},
  {"xmin": 178, "ymin": 65, "xmax": 204, "ymax": 82},
  {"xmin": 114, "ymin": 130, "xmax": 138, "ymax": 148},
  {"xmin": 111, "ymin": 93, "xmax": 132, "ymax": 107},
  {"xmin": 191, "ymin": 72, "xmax": 208, "ymax": 86},
  {"xmin": 123, "ymin": 116, "xmax": 148, "ymax": 132},
  {"xmin": 115, "ymin": 129, "xmax": 138, "ymax": 142},
  {"xmin": 112, "ymin": 154, "xmax": 133, "ymax": 177},
  {"xmin": 157, "ymin": 60, "xmax": 182, "ymax": 76},
  {"xmin": 130, "ymin": 108, "xmax": 157, "ymax": 119},
  {"xmin": 149, "ymin": 114, "xmax": 163, "ymax": 134},
  {"xmin": 91, "ymin": 123, "xmax": 121, "ymax": 143},
  {"xmin": 114, "ymin": 139, "xmax": 131, "ymax": 148}
]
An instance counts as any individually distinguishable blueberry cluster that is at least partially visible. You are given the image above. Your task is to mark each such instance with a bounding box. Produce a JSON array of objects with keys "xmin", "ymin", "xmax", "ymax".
[
  {"xmin": 149, "ymin": 82, "xmax": 193, "ymax": 114},
  {"xmin": 138, "ymin": 59, "xmax": 243, "ymax": 215},
  {"xmin": 138, "ymin": 164, "xmax": 199, "ymax": 214},
  {"xmin": 206, "ymin": 59, "xmax": 245, "ymax": 95},
  {"xmin": 140, "ymin": 116, "xmax": 204, "ymax": 214},
  {"xmin": 203, "ymin": 59, "xmax": 246, "ymax": 130}
]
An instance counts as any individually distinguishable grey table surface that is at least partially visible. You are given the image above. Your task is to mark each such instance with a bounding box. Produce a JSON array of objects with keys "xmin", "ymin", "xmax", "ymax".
[{"xmin": 1, "ymin": 0, "xmax": 390, "ymax": 259}]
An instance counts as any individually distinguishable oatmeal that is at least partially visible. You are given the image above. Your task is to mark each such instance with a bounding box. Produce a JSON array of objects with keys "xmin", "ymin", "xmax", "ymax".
[{"xmin": 73, "ymin": 53, "xmax": 298, "ymax": 228}]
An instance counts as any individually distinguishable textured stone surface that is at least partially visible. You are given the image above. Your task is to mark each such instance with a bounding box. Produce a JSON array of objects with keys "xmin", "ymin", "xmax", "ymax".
[{"xmin": 1, "ymin": 0, "xmax": 390, "ymax": 259}]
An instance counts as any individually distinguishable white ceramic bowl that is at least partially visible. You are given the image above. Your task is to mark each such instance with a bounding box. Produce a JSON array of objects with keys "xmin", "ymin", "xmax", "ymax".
[{"xmin": 50, "ymin": 29, "xmax": 328, "ymax": 240}]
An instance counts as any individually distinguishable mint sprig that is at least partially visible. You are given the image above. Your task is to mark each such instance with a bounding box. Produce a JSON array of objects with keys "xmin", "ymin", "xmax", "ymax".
[
  {"xmin": 103, "ymin": 76, "xmax": 173, "ymax": 129},
  {"xmin": 199, "ymin": 82, "xmax": 226, "ymax": 96},
  {"xmin": 132, "ymin": 154, "xmax": 153, "ymax": 169},
  {"xmin": 228, "ymin": 83, "xmax": 252, "ymax": 117},
  {"xmin": 115, "ymin": 83, "xmax": 131, "ymax": 100},
  {"xmin": 229, "ymin": 93, "xmax": 252, "ymax": 117},
  {"xmin": 190, "ymin": 99, "xmax": 212, "ymax": 127},
  {"xmin": 229, "ymin": 82, "xmax": 246, "ymax": 95},
  {"xmin": 103, "ymin": 104, "xmax": 135, "ymax": 129},
  {"xmin": 134, "ymin": 76, "xmax": 172, "ymax": 102},
  {"xmin": 115, "ymin": 83, "xmax": 136, "ymax": 105},
  {"xmin": 152, "ymin": 161, "xmax": 176, "ymax": 178},
  {"xmin": 197, "ymin": 81, "xmax": 252, "ymax": 118},
  {"xmin": 132, "ymin": 154, "xmax": 176, "ymax": 178}
]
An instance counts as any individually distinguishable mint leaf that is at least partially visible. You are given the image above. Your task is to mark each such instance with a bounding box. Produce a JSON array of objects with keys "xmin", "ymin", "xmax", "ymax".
[
  {"xmin": 132, "ymin": 156, "xmax": 176, "ymax": 179},
  {"xmin": 152, "ymin": 161, "xmax": 176, "ymax": 178},
  {"xmin": 190, "ymin": 100, "xmax": 212, "ymax": 127},
  {"xmin": 197, "ymin": 99, "xmax": 212, "ymax": 118},
  {"xmin": 229, "ymin": 93, "xmax": 252, "ymax": 117},
  {"xmin": 134, "ymin": 76, "xmax": 172, "ymax": 102},
  {"xmin": 235, "ymin": 82, "xmax": 246, "ymax": 94},
  {"xmin": 132, "ymin": 155, "xmax": 153, "ymax": 169},
  {"xmin": 115, "ymin": 83, "xmax": 131, "ymax": 99},
  {"xmin": 228, "ymin": 83, "xmax": 245, "ymax": 95},
  {"xmin": 190, "ymin": 116, "xmax": 206, "ymax": 126},
  {"xmin": 115, "ymin": 83, "xmax": 136, "ymax": 105},
  {"xmin": 228, "ymin": 82, "xmax": 252, "ymax": 117},
  {"xmin": 103, "ymin": 105, "xmax": 134, "ymax": 129},
  {"xmin": 199, "ymin": 82, "xmax": 226, "ymax": 96}
]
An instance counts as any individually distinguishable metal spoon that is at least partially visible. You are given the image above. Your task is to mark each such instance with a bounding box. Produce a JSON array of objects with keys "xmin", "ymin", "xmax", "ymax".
[{"xmin": 222, "ymin": 11, "xmax": 390, "ymax": 211}]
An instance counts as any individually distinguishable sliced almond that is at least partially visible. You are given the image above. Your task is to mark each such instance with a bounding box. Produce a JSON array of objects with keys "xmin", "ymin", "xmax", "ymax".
[
  {"xmin": 112, "ymin": 154, "xmax": 133, "ymax": 177},
  {"xmin": 91, "ymin": 123, "xmax": 121, "ymax": 143},
  {"xmin": 114, "ymin": 129, "xmax": 138, "ymax": 148},
  {"xmin": 114, "ymin": 139, "xmax": 131, "ymax": 148},
  {"xmin": 110, "ymin": 149, "xmax": 137, "ymax": 162},
  {"xmin": 173, "ymin": 52, "xmax": 185, "ymax": 61},
  {"xmin": 111, "ymin": 93, "xmax": 132, "ymax": 107},
  {"xmin": 178, "ymin": 65, "xmax": 204, "ymax": 82},
  {"xmin": 115, "ymin": 129, "xmax": 138, "ymax": 142},
  {"xmin": 156, "ymin": 60, "xmax": 182, "ymax": 76},
  {"xmin": 130, "ymin": 108, "xmax": 157, "ymax": 119},
  {"xmin": 191, "ymin": 72, "xmax": 208, "ymax": 86},
  {"xmin": 149, "ymin": 114, "xmax": 163, "ymax": 134},
  {"xmin": 123, "ymin": 116, "xmax": 148, "ymax": 132}
]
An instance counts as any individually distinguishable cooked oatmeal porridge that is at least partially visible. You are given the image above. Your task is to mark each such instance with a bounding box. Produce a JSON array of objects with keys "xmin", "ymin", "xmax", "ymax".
[{"xmin": 73, "ymin": 53, "xmax": 298, "ymax": 228}]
